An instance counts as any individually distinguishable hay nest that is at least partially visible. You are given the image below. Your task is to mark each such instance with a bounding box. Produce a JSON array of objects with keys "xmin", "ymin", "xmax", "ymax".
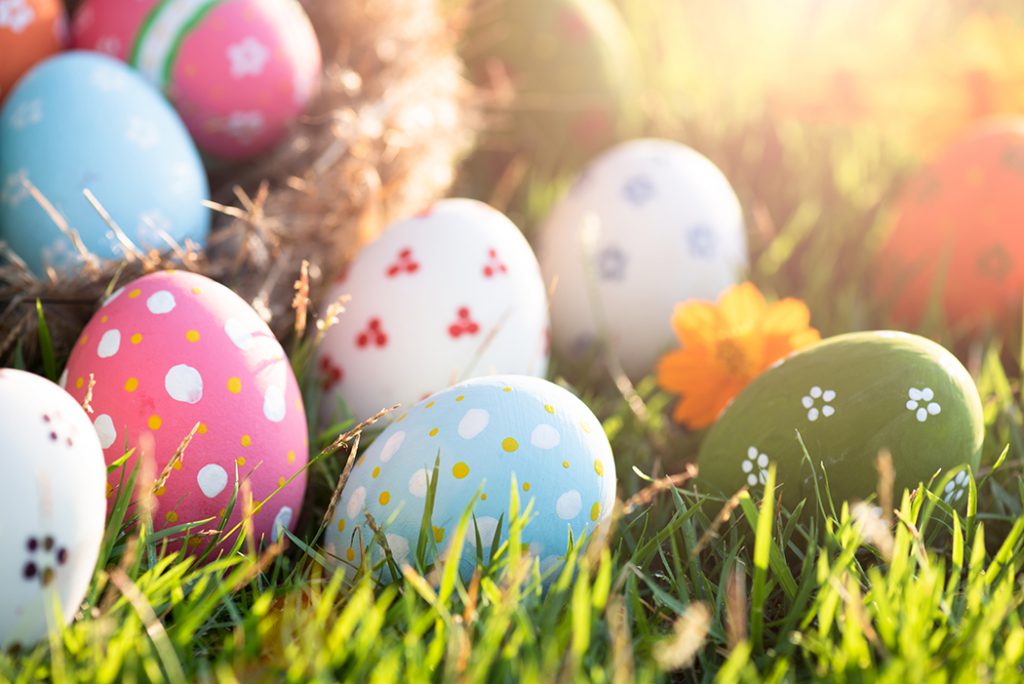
[{"xmin": 0, "ymin": 0, "xmax": 472, "ymax": 368}]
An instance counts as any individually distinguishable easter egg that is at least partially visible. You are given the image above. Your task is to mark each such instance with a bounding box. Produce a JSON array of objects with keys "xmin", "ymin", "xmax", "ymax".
[
  {"xmin": 318, "ymin": 199, "xmax": 549, "ymax": 421},
  {"xmin": 539, "ymin": 139, "xmax": 747, "ymax": 380},
  {"xmin": 0, "ymin": 369, "xmax": 105, "ymax": 649},
  {"xmin": 878, "ymin": 121, "xmax": 1024, "ymax": 332},
  {"xmin": 325, "ymin": 375, "xmax": 616, "ymax": 580},
  {"xmin": 0, "ymin": 0, "xmax": 65, "ymax": 102},
  {"xmin": 0, "ymin": 51, "xmax": 209, "ymax": 275},
  {"xmin": 63, "ymin": 270, "xmax": 308, "ymax": 553},
  {"xmin": 72, "ymin": 0, "xmax": 321, "ymax": 159},
  {"xmin": 697, "ymin": 331, "xmax": 984, "ymax": 508}
]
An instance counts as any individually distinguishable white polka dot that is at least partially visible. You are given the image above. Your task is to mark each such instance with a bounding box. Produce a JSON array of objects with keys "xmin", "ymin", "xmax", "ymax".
[
  {"xmin": 102, "ymin": 286, "xmax": 124, "ymax": 307},
  {"xmin": 408, "ymin": 468, "xmax": 429, "ymax": 497},
  {"xmin": 224, "ymin": 318, "xmax": 260, "ymax": 350},
  {"xmin": 58, "ymin": 369, "xmax": 67, "ymax": 389},
  {"xmin": 741, "ymin": 460, "xmax": 753, "ymax": 473},
  {"xmin": 346, "ymin": 486, "xmax": 367, "ymax": 518},
  {"xmin": 379, "ymin": 431, "xmax": 405, "ymax": 463},
  {"xmin": 757, "ymin": 454, "xmax": 768, "ymax": 467},
  {"xmin": 146, "ymin": 290, "xmax": 176, "ymax": 314},
  {"xmin": 747, "ymin": 474, "xmax": 758, "ymax": 486},
  {"xmin": 273, "ymin": 506, "xmax": 293, "ymax": 540},
  {"xmin": 164, "ymin": 364, "xmax": 203, "ymax": 404},
  {"xmin": 197, "ymin": 464, "xmax": 228, "ymax": 498},
  {"xmin": 465, "ymin": 516, "xmax": 499, "ymax": 547},
  {"xmin": 530, "ymin": 424, "xmax": 561, "ymax": 449},
  {"xmin": 458, "ymin": 408, "xmax": 489, "ymax": 439},
  {"xmin": 263, "ymin": 385, "xmax": 286, "ymax": 422},
  {"xmin": 93, "ymin": 414, "xmax": 116, "ymax": 449},
  {"xmin": 97, "ymin": 329, "xmax": 121, "ymax": 358},
  {"xmin": 556, "ymin": 490, "xmax": 582, "ymax": 520},
  {"xmin": 384, "ymin": 533, "xmax": 410, "ymax": 563}
]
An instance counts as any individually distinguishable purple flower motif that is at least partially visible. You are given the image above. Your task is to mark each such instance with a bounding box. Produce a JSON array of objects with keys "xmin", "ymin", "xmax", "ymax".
[
  {"xmin": 622, "ymin": 174, "xmax": 655, "ymax": 206},
  {"xmin": 596, "ymin": 245, "xmax": 627, "ymax": 281},
  {"xmin": 687, "ymin": 225, "xmax": 716, "ymax": 259}
]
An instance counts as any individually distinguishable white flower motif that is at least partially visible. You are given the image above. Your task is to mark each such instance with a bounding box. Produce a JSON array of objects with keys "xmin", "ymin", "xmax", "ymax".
[
  {"xmin": 906, "ymin": 387, "xmax": 941, "ymax": 423},
  {"xmin": 1, "ymin": 170, "xmax": 29, "ymax": 207},
  {"xmin": 91, "ymin": 67, "xmax": 128, "ymax": 92},
  {"xmin": 8, "ymin": 99, "xmax": 42, "ymax": 129},
  {"xmin": 741, "ymin": 446, "xmax": 769, "ymax": 487},
  {"xmin": 225, "ymin": 110, "xmax": 265, "ymax": 144},
  {"xmin": 226, "ymin": 36, "xmax": 270, "ymax": 79},
  {"xmin": 126, "ymin": 117, "xmax": 160, "ymax": 150},
  {"xmin": 943, "ymin": 470, "xmax": 969, "ymax": 504},
  {"xmin": 0, "ymin": 0, "xmax": 35, "ymax": 33},
  {"xmin": 801, "ymin": 386, "xmax": 836, "ymax": 422}
]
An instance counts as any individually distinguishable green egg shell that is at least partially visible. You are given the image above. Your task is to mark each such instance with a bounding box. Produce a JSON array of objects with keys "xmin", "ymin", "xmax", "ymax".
[{"xmin": 697, "ymin": 331, "xmax": 984, "ymax": 509}]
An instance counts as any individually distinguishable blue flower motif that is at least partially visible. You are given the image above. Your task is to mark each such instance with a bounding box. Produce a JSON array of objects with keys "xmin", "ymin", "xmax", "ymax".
[
  {"xmin": 622, "ymin": 174, "xmax": 655, "ymax": 206},
  {"xmin": 686, "ymin": 225, "xmax": 716, "ymax": 259},
  {"xmin": 596, "ymin": 245, "xmax": 627, "ymax": 281}
]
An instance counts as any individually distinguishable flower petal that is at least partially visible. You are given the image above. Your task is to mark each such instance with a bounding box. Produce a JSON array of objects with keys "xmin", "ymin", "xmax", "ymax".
[
  {"xmin": 718, "ymin": 282, "xmax": 767, "ymax": 332},
  {"xmin": 670, "ymin": 301, "xmax": 721, "ymax": 349},
  {"xmin": 762, "ymin": 298, "xmax": 812, "ymax": 335}
]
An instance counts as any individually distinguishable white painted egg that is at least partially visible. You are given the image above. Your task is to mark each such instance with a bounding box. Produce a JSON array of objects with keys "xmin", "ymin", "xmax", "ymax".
[
  {"xmin": 539, "ymin": 138, "xmax": 747, "ymax": 379},
  {"xmin": 318, "ymin": 198, "xmax": 550, "ymax": 421},
  {"xmin": 325, "ymin": 375, "xmax": 616, "ymax": 580},
  {"xmin": 0, "ymin": 369, "xmax": 106, "ymax": 649}
]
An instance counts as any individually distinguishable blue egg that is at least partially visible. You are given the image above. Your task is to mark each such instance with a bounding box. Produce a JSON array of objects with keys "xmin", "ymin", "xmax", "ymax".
[
  {"xmin": 0, "ymin": 51, "xmax": 209, "ymax": 274},
  {"xmin": 325, "ymin": 375, "xmax": 617, "ymax": 581}
]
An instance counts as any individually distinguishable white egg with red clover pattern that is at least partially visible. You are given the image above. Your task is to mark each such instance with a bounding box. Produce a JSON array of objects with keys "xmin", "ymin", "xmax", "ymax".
[
  {"xmin": 318, "ymin": 199, "xmax": 550, "ymax": 422},
  {"xmin": 697, "ymin": 331, "xmax": 984, "ymax": 509},
  {"xmin": 325, "ymin": 375, "xmax": 616, "ymax": 581},
  {"xmin": 539, "ymin": 138, "xmax": 747, "ymax": 380},
  {"xmin": 0, "ymin": 369, "xmax": 106, "ymax": 650}
]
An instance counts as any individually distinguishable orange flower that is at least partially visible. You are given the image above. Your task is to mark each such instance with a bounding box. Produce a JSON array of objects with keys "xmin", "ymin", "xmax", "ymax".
[{"xmin": 656, "ymin": 283, "xmax": 820, "ymax": 430}]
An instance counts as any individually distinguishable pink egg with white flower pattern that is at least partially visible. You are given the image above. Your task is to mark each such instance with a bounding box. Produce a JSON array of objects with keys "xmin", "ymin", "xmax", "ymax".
[
  {"xmin": 63, "ymin": 271, "xmax": 308, "ymax": 554},
  {"xmin": 319, "ymin": 198, "xmax": 550, "ymax": 422},
  {"xmin": 72, "ymin": 0, "xmax": 321, "ymax": 159}
]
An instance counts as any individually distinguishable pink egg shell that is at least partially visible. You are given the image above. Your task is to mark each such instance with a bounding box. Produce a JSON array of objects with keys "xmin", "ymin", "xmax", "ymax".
[
  {"xmin": 71, "ymin": 0, "xmax": 154, "ymax": 61},
  {"xmin": 63, "ymin": 270, "xmax": 308, "ymax": 553}
]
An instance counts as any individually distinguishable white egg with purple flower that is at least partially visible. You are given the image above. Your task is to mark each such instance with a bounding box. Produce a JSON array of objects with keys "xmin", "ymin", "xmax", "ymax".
[
  {"xmin": 539, "ymin": 138, "xmax": 747, "ymax": 380},
  {"xmin": 325, "ymin": 375, "xmax": 616, "ymax": 580}
]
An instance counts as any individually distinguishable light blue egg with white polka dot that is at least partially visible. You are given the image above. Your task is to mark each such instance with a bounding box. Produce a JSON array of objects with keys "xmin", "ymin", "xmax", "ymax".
[
  {"xmin": 0, "ymin": 51, "xmax": 209, "ymax": 274},
  {"xmin": 325, "ymin": 375, "xmax": 617, "ymax": 581}
]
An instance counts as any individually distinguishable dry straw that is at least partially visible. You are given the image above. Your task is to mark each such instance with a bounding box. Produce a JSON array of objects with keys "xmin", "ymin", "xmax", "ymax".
[{"xmin": 0, "ymin": 0, "xmax": 473, "ymax": 367}]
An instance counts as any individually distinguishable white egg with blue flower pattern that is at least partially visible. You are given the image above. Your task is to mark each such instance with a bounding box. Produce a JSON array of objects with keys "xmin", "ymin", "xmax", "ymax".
[
  {"xmin": 539, "ymin": 138, "xmax": 747, "ymax": 380},
  {"xmin": 326, "ymin": 375, "xmax": 616, "ymax": 580},
  {"xmin": 0, "ymin": 51, "xmax": 209, "ymax": 274}
]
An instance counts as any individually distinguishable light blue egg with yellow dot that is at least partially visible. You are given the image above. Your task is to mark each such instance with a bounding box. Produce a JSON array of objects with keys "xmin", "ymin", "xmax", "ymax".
[{"xmin": 325, "ymin": 375, "xmax": 617, "ymax": 580}]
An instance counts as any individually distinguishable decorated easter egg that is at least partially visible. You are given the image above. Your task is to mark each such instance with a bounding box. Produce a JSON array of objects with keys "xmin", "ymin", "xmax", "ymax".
[
  {"xmin": 697, "ymin": 331, "xmax": 984, "ymax": 508},
  {"xmin": 463, "ymin": 0, "xmax": 640, "ymax": 168},
  {"xmin": 325, "ymin": 375, "xmax": 616, "ymax": 580},
  {"xmin": 63, "ymin": 270, "xmax": 307, "ymax": 553},
  {"xmin": 318, "ymin": 199, "xmax": 549, "ymax": 421},
  {"xmin": 0, "ymin": 0, "xmax": 65, "ymax": 102},
  {"xmin": 878, "ymin": 121, "xmax": 1024, "ymax": 332},
  {"xmin": 72, "ymin": 0, "xmax": 321, "ymax": 159},
  {"xmin": 0, "ymin": 369, "xmax": 105, "ymax": 648},
  {"xmin": 540, "ymin": 139, "xmax": 747, "ymax": 380},
  {"xmin": 0, "ymin": 51, "xmax": 209, "ymax": 275}
]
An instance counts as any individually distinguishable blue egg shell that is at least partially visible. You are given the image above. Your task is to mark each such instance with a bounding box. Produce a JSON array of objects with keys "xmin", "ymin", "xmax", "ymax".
[
  {"xmin": 0, "ymin": 51, "xmax": 209, "ymax": 274},
  {"xmin": 325, "ymin": 375, "xmax": 617, "ymax": 581}
]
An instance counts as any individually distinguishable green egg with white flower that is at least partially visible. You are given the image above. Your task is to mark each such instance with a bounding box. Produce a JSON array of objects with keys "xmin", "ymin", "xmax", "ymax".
[{"xmin": 697, "ymin": 331, "xmax": 984, "ymax": 508}]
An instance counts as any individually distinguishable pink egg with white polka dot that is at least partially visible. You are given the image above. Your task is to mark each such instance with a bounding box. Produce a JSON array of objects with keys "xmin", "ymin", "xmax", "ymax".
[
  {"xmin": 63, "ymin": 270, "xmax": 308, "ymax": 555},
  {"xmin": 72, "ymin": 0, "xmax": 321, "ymax": 160}
]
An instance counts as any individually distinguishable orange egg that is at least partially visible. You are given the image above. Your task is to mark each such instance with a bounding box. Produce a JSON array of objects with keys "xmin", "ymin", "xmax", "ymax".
[
  {"xmin": 878, "ymin": 120, "xmax": 1024, "ymax": 332},
  {"xmin": 0, "ymin": 0, "xmax": 66, "ymax": 101}
]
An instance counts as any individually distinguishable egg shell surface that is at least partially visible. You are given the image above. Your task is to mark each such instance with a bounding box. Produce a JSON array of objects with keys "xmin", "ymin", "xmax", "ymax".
[
  {"xmin": 0, "ymin": 51, "xmax": 209, "ymax": 275},
  {"xmin": 0, "ymin": 0, "xmax": 65, "ymax": 102},
  {"xmin": 697, "ymin": 331, "xmax": 984, "ymax": 509},
  {"xmin": 319, "ymin": 198, "xmax": 550, "ymax": 421},
  {"xmin": 878, "ymin": 120, "xmax": 1024, "ymax": 332},
  {"xmin": 325, "ymin": 375, "xmax": 616, "ymax": 580},
  {"xmin": 63, "ymin": 270, "xmax": 308, "ymax": 552},
  {"xmin": 540, "ymin": 138, "xmax": 747, "ymax": 380},
  {"xmin": 72, "ymin": 0, "xmax": 322, "ymax": 159},
  {"xmin": 0, "ymin": 369, "xmax": 106, "ymax": 648}
]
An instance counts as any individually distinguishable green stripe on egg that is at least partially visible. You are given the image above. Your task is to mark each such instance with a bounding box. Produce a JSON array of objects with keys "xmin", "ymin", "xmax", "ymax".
[
  {"xmin": 697, "ymin": 331, "xmax": 984, "ymax": 509},
  {"xmin": 130, "ymin": 0, "xmax": 220, "ymax": 90}
]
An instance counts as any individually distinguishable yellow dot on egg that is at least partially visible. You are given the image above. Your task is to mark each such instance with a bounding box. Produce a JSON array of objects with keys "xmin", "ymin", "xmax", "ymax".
[
  {"xmin": 502, "ymin": 437, "xmax": 518, "ymax": 453},
  {"xmin": 191, "ymin": 286, "xmax": 202, "ymax": 294},
  {"xmin": 130, "ymin": 333, "xmax": 142, "ymax": 345},
  {"xmin": 186, "ymin": 329, "xmax": 201, "ymax": 343},
  {"xmin": 105, "ymin": 482, "xmax": 114, "ymax": 497},
  {"xmin": 236, "ymin": 457, "xmax": 246, "ymax": 467},
  {"xmin": 429, "ymin": 427, "xmax": 439, "ymax": 437},
  {"xmin": 481, "ymin": 493, "xmax": 487, "ymax": 501},
  {"xmin": 544, "ymin": 404, "xmax": 555, "ymax": 414},
  {"xmin": 100, "ymin": 315, "xmax": 108, "ymax": 323},
  {"xmin": 372, "ymin": 466, "xmax": 381, "ymax": 479},
  {"xmin": 346, "ymin": 547, "xmax": 355, "ymax": 562},
  {"xmin": 503, "ymin": 387, "xmax": 512, "ymax": 393},
  {"xmin": 188, "ymin": 537, "xmax": 201, "ymax": 548},
  {"xmin": 172, "ymin": 459, "xmax": 182, "ymax": 471},
  {"xmin": 425, "ymin": 401, "xmax": 435, "ymax": 409},
  {"xmin": 580, "ymin": 421, "xmax": 591, "ymax": 434},
  {"xmin": 75, "ymin": 376, "xmax": 84, "ymax": 389},
  {"xmin": 278, "ymin": 477, "xmax": 286, "ymax": 488},
  {"xmin": 433, "ymin": 526, "xmax": 445, "ymax": 543},
  {"xmin": 78, "ymin": 334, "xmax": 88, "ymax": 346},
  {"xmin": 523, "ymin": 482, "xmax": 531, "ymax": 492},
  {"xmin": 594, "ymin": 460, "xmax": 604, "ymax": 477},
  {"xmin": 379, "ymin": 491, "xmax": 391, "ymax": 505},
  {"xmin": 218, "ymin": 508, "xmax": 227, "ymax": 519},
  {"xmin": 165, "ymin": 511, "xmax": 179, "ymax": 524},
  {"xmin": 452, "ymin": 462, "xmax": 469, "ymax": 479},
  {"xmin": 562, "ymin": 461, "xmax": 570, "ymax": 469},
  {"xmin": 148, "ymin": 415, "xmax": 162, "ymax": 431},
  {"xmin": 455, "ymin": 395, "xmax": 465, "ymax": 402},
  {"xmin": 241, "ymin": 435, "xmax": 252, "ymax": 447},
  {"xmin": 337, "ymin": 518, "xmax": 346, "ymax": 533},
  {"xmin": 155, "ymin": 486, "xmax": 166, "ymax": 496},
  {"xmin": 124, "ymin": 377, "xmax": 138, "ymax": 392},
  {"xmin": 227, "ymin": 377, "xmax": 242, "ymax": 394},
  {"xmin": 197, "ymin": 423, "xmax": 207, "ymax": 435},
  {"xmin": 396, "ymin": 413, "xmax": 408, "ymax": 423},
  {"xmin": 128, "ymin": 289, "xmax": 141, "ymax": 299},
  {"xmin": 287, "ymin": 450, "xmax": 295, "ymax": 463},
  {"xmin": 590, "ymin": 503, "xmax": 601, "ymax": 521}
]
